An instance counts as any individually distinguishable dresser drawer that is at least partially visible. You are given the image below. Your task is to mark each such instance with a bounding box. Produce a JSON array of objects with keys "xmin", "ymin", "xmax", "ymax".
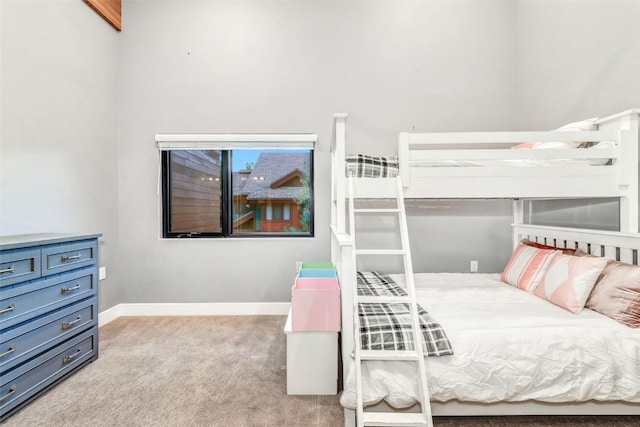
[
  {"xmin": 0, "ymin": 249, "xmax": 41, "ymax": 288},
  {"xmin": 0, "ymin": 298, "xmax": 97, "ymax": 371},
  {"xmin": 0, "ymin": 330, "xmax": 96, "ymax": 414},
  {"xmin": 0, "ymin": 268, "xmax": 96, "ymax": 330},
  {"xmin": 41, "ymin": 240, "xmax": 97, "ymax": 276}
]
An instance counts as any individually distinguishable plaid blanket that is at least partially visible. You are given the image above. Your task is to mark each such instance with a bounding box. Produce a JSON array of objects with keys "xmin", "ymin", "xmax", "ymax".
[
  {"xmin": 345, "ymin": 154, "xmax": 399, "ymax": 178},
  {"xmin": 357, "ymin": 271, "xmax": 453, "ymax": 357}
]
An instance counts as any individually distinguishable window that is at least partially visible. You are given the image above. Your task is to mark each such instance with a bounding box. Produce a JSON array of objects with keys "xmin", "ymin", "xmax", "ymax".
[{"xmin": 157, "ymin": 134, "xmax": 315, "ymax": 238}]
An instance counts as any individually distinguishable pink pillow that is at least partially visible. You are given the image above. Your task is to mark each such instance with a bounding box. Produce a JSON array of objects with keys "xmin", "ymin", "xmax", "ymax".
[
  {"xmin": 501, "ymin": 244, "xmax": 558, "ymax": 292},
  {"xmin": 534, "ymin": 253, "xmax": 608, "ymax": 313}
]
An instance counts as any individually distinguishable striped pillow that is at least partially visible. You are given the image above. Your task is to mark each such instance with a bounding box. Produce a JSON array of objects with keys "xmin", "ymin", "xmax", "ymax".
[{"xmin": 501, "ymin": 244, "xmax": 559, "ymax": 292}]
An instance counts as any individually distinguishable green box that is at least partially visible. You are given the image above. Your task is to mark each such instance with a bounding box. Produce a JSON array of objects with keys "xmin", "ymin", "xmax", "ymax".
[{"xmin": 301, "ymin": 262, "xmax": 334, "ymax": 269}]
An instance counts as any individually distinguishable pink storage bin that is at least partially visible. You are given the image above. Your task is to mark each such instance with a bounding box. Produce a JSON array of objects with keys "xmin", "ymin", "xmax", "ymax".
[{"xmin": 291, "ymin": 277, "xmax": 341, "ymax": 332}]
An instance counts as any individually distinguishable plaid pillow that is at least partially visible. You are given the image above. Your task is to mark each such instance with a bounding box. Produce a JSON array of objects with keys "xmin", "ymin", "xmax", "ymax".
[{"xmin": 345, "ymin": 154, "xmax": 399, "ymax": 178}]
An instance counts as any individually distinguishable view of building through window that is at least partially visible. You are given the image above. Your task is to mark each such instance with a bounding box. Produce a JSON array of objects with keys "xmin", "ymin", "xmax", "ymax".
[
  {"xmin": 231, "ymin": 150, "xmax": 311, "ymax": 234},
  {"xmin": 163, "ymin": 149, "xmax": 313, "ymax": 237}
]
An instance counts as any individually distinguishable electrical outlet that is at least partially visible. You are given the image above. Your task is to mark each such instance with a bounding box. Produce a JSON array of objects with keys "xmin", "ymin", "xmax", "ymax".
[
  {"xmin": 470, "ymin": 260, "xmax": 478, "ymax": 272},
  {"xmin": 99, "ymin": 266, "xmax": 107, "ymax": 280}
]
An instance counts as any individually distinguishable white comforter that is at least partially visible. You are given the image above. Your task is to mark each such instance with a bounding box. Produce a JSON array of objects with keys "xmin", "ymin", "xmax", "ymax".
[{"xmin": 340, "ymin": 273, "xmax": 640, "ymax": 409}]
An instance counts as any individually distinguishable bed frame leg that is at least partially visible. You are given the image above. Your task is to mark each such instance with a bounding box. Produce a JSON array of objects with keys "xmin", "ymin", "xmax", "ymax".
[{"xmin": 344, "ymin": 408, "xmax": 356, "ymax": 427}]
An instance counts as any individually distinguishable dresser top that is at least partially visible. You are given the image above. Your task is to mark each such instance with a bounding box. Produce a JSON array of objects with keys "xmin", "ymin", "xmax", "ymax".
[{"xmin": 0, "ymin": 233, "xmax": 102, "ymax": 250}]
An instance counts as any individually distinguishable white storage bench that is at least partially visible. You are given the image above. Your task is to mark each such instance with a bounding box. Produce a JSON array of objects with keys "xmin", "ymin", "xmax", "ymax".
[{"xmin": 284, "ymin": 309, "xmax": 338, "ymax": 395}]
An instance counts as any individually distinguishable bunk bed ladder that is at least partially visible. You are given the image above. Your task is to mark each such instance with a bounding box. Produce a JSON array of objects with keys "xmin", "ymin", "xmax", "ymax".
[{"xmin": 348, "ymin": 174, "xmax": 433, "ymax": 427}]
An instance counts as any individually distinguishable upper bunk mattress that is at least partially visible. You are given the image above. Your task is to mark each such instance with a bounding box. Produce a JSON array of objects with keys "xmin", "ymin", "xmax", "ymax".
[
  {"xmin": 344, "ymin": 141, "xmax": 614, "ymax": 174},
  {"xmin": 340, "ymin": 272, "xmax": 640, "ymax": 409}
]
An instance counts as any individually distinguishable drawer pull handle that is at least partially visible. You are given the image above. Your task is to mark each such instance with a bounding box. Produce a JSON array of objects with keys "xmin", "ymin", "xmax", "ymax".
[
  {"xmin": 61, "ymin": 316, "xmax": 82, "ymax": 330},
  {"xmin": 0, "ymin": 303, "xmax": 16, "ymax": 315},
  {"xmin": 62, "ymin": 348, "xmax": 82, "ymax": 364},
  {"xmin": 61, "ymin": 253, "xmax": 81, "ymax": 262},
  {"xmin": 0, "ymin": 385, "xmax": 17, "ymax": 403},
  {"xmin": 61, "ymin": 284, "xmax": 81, "ymax": 294},
  {"xmin": 0, "ymin": 265, "xmax": 15, "ymax": 275},
  {"xmin": 0, "ymin": 344, "xmax": 16, "ymax": 359}
]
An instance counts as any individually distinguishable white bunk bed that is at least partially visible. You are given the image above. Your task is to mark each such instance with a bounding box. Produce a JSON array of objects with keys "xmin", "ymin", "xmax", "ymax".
[
  {"xmin": 332, "ymin": 110, "xmax": 640, "ymax": 233},
  {"xmin": 329, "ymin": 110, "xmax": 640, "ymax": 425}
]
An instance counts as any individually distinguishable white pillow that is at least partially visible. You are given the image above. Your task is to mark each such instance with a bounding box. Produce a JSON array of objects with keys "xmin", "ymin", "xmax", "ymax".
[
  {"xmin": 539, "ymin": 117, "xmax": 600, "ymax": 148},
  {"xmin": 512, "ymin": 117, "xmax": 599, "ymax": 150},
  {"xmin": 554, "ymin": 117, "xmax": 599, "ymax": 132}
]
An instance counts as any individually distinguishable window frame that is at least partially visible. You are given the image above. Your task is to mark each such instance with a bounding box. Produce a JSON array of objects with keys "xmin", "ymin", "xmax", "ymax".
[{"xmin": 157, "ymin": 134, "xmax": 316, "ymax": 239}]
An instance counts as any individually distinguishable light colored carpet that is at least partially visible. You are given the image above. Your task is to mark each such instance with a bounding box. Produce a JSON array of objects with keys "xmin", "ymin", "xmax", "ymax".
[
  {"xmin": 3, "ymin": 316, "xmax": 639, "ymax": 426},
  {"xmin": 3, "ymin": 316, "xmax": 342, "ymax": 426}
]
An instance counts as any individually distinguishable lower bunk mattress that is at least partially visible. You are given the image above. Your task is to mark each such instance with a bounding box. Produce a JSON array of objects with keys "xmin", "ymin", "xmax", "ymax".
[{"xmin": 340, "ymin": 273, "xmax": 640, "ymax": 409}]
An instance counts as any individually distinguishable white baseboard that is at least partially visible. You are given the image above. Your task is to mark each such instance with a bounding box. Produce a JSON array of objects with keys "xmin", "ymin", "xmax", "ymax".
[
  {"xmin": 99, "ymin": 302, "xmax": 291, "ymax": 326},
  {"xmin": 98, "ymin": 304, "xmax": 124, "ymax": 327}
]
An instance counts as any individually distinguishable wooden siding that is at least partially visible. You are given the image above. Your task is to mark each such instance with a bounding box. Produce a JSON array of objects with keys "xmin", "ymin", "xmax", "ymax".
[
  {"xmin": 84, "ymin": 0, "xmax": 122, "ymax": 31},
  {"xmin": 170, "ymin": 151, "xmax": 221, "ymax": 233}
]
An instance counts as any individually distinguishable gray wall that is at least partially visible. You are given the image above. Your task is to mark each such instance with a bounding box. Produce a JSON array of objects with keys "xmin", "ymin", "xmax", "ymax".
[
  {"xmin": 116, "ymin": 0, "xmax": 516, "ymax": 303},
  {"xmin": 355, "ymin": 200, "xmax": 515, "ymax": 274},
  {"xmin": 2, "ymin": 0, "xmax": 639, "ymax": 309},
  {"xmin": 514, "ymin": 0, "xmax": 640, "ymax": 232},
  {"xmin": 0, "ymin": 0, "xmax": 120, "ymax": 310},
  {"xmin": 514, "ymin": 0, "xmax": 640, "ymax": 129}
]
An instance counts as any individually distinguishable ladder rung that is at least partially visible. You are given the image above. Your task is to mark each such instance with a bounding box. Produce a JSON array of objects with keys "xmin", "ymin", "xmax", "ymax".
[
  {"xmin": 358, "ymin": 295, "xmax": 411, "ymax": 304},
  {"xmin": 355, "ymin": 249, "xmax": 406, "ymax": 256},
  {"xmin": 353, "ymin": 208, "xmax": 400, "ymax": 213},
  {"xmin": 362, "ymin": 411, "xmax": 428, "ymax": 426},
  {"xmin": 360, "ymin": 350, "xmax": 420, "ymax": 361}
]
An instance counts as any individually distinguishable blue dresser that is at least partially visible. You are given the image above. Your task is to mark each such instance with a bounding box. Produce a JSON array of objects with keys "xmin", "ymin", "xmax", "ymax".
[{"xmin": 0, "ymin": 233, "xmax": 101, "ymax": 421}]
